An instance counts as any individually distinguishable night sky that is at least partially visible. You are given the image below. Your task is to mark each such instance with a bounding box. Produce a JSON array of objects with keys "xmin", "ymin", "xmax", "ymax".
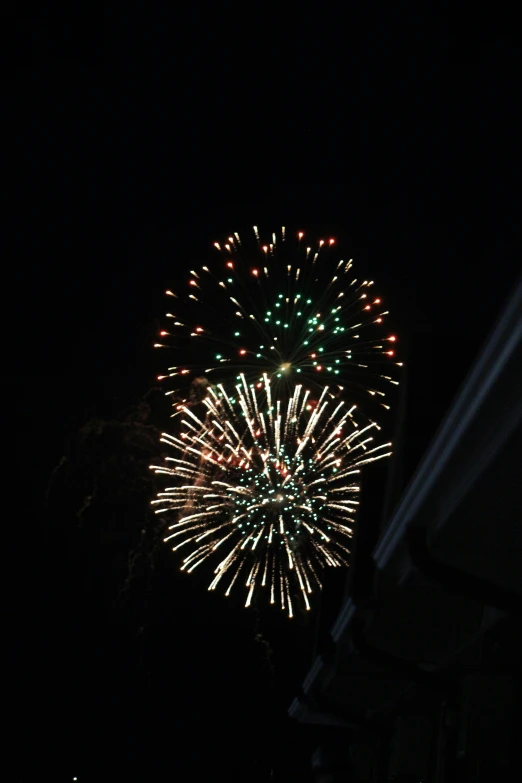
[{"xmin": 7, "ymin": 11, "xmax": 520, "ymax": 782}]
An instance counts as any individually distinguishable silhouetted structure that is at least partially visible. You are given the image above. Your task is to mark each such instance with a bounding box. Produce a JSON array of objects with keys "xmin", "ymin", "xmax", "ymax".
[{"xmin": 291, "ymin": 278, "xmax": 522, "ymax": 781}]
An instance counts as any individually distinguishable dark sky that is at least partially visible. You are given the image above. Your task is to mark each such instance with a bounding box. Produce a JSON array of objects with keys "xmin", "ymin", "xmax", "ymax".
[{"xmin": 6, "ymin": 11, "xmax": 521, "ymax": 783}]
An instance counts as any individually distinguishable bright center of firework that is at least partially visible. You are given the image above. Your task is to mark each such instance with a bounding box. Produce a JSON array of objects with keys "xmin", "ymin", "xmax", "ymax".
[
  {"xmin": 280, "ymin": 362, "xmax": 292, "ymax": 372},
  {"xmin": 271, "ymin": 491, "xmax": 293, "ymax": 506},
  {"xmin": 229, "ymin": 455, "xmax": 314, "ymax": 542}
]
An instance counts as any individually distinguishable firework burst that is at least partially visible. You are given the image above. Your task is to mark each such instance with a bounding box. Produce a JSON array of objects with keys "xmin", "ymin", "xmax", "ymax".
[
  {"xmin": 150, "ymin": 376, "xmax": 391, "ymax": 616},
  {"xmin": 155, "ymin": 227, "xmax": 401, "ymax": 418}
]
